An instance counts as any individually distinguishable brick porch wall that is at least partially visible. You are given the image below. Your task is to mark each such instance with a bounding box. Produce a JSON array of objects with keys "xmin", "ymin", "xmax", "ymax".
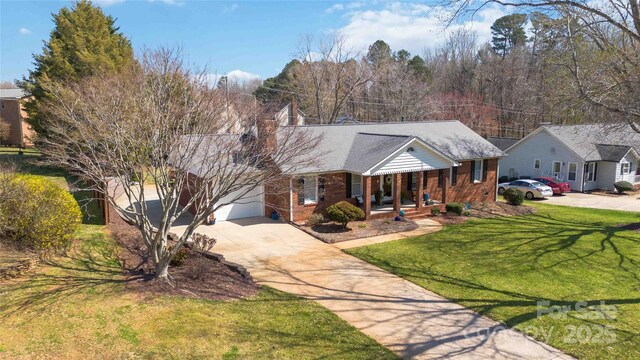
[{"xmin": 291, "ymin": 172, "xmax": 356, "ymax": 223}]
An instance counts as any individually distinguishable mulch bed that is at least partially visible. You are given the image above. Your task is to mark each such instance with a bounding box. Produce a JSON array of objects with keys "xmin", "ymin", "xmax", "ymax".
[
  {"xmin": 432, "ymin": 202, "xmax": 536, "ymax": 225},
  {"xmin": 617, "ymin": 223, "xmax": 640, "ymax": 232},
  {"xmin": 108, "ymin": 216, "xmax": 259, "ymax": 301},
  {"xmin": 299, "ymin": 218, "xmax": 418, "ymax": 244}
]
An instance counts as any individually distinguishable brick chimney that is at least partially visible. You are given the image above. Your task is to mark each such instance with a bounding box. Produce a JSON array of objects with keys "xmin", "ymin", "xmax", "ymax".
[
  {"xmin": 257, "ymin": 118, "xmax": 277, "ymax": 154},
  {"xmin": 289, "ymin": 97, "xmax": 298, "ymax": 126}
]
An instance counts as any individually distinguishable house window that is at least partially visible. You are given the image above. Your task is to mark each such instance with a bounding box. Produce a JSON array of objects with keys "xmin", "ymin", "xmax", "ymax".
[
  {"xmin": 621, "ymin": 163, "xmax": 630, "ymax": 175},
  {"xmin": 552, "ymin": 161, "xmax": 561, "ymax": 179},
  {"xmin": 351, "ymin": 174, "xmax": 362, "ymax": 197},
  {"xmin": 303, "ymin": 176, "xmax": 317, "ymax": 204},
  {"xmin": 534, "ymin": 159, "xmax": 541, "ymax": 169},
  {"xmin": 438, "ymin": 169, "xmax": 444, "ymax": 188},
  {"xmin": 471, "ymin": 160, "xmax": 482, "ymax": 183},
  {"xmin": 450, "ymin": 166, "xmax": 458, "ymax": 186},
  {"xmin": 568, "ymin": 162, "xmax": 577, "ymax": 181},
  {"xmin": 586, "ymin": 163, "xmax": 597, "ymax": 182}
]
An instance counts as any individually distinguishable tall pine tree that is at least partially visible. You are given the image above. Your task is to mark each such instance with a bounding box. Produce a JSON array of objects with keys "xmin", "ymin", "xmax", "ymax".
[{"xmin": 21, "ymin": 0, "xmax": 134, "ymax": 135}]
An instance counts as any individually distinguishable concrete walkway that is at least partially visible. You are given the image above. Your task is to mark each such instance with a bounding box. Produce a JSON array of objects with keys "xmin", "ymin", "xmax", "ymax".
[
  {"xmin": 169, "ymin": 217, "xmax": 571, "ymax": 359},
  {"xmin": 541, "ymin": 192, "xmax": 639, "ymax": 212}
]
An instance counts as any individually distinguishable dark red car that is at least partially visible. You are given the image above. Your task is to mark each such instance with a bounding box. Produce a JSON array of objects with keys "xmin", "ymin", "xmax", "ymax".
[{"xmin": 533, "ymin": 177, "xmax": 571, "ymax": 195}]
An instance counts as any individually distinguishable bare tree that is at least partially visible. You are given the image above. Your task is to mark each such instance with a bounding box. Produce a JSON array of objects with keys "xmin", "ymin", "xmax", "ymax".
[
  {"xmin": 294, "ymin": 34, "xmax": 372, "ymax": 123},
  {"xmin": 39, "ymin": 48, "xmax": 320, "ymax": 283},
  {"xmin": 445, "ymin": 0, "xmax": 640, "ymax": 132}
]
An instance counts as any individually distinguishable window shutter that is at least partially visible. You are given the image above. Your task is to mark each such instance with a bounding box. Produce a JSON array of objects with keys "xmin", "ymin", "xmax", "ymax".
[
  {"xmin": 423, "ymin": 171, "xmax": 428, "ymax": 189},
  {"xmin": 451, "ymin": 167, "xmax": 457, "ymax": 186},
  {"xmin": 594, "ymin": 163, "xmax": 598, "ymax": 181},
  {"xmin": 407, "ymin": 173, "xmax": 413, "ymax": 191},
  {"xmin": 346, "ymin": 173, "xmax": 352, "ymax": 198},
  {"xmin": 482, "ymin": 159, "xmax": 489, "ymax": 182},
  {"xmin": 470, "ymin": 161, "xmax": 475, "ymax": 183},
  {"xmin": 318, "ymin": 177, "xmax": 325, "ymax": 202},
  {"xmin": 438, "ymin": 169, "xmax": 444, "ymax": 188},
  {"xmin": 298, "ymin": 178, "xmax": 305, "ymax": 205}
]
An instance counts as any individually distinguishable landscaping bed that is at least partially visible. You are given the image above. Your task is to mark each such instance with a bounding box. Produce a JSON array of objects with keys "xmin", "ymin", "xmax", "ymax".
[
  {"xmin": 108, "ymin": 214, "xmax": 259, "ymax": 301},
  {"xmin": 432, "ymin": 201, "xmax": 535, "ymax": 225},
  {"xmin": 299, "ymin": 218, "xmax": 418, "ymax": 243}
]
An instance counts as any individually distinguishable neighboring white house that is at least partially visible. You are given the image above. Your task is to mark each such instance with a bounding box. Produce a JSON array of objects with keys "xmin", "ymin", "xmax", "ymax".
[{"xmin": 499, "ymin": 124, "xmax": 640, "ymax": 192}]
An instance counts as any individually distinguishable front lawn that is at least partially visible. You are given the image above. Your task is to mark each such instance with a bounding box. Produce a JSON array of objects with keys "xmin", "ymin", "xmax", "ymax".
[
  {"xmin": 346, "ymin": 203, "xmax": 640, "ymax": 360},
  {"xmin": 0, "ymin": 224, "xmax": 396, "ymax": 359}
]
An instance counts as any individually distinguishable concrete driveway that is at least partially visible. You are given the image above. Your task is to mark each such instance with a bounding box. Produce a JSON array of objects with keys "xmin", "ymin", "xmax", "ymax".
[
  {"xmin": 541, "ymin": 192, "xmax": 639, "ymax": 212},
  {"xmin": 169, "ymin": 217, "xmax": 570, "ymax": 360}
]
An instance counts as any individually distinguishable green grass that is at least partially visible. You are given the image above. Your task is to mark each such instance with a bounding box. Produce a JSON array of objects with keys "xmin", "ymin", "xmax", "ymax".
[
  {"xmin": 347, "ymin": 203, "xmax": 640, "ymax": 359},
  {"xmin": 0, "ymin": 148, "xmax": 395, "ymax": 359},
  {"xmin": 0, "ymin": 226, "xmax": 395, "ymax": 359}
]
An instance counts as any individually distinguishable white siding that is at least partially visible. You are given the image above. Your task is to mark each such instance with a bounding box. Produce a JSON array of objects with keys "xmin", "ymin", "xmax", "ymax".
[
  {"xmin": 615, "ymin": 152, "xmax": 640, "ymax": 184},
  {"xmin": 501, "ymin": 130, "xmax": 584, "ymax": 190},
  {"xmin": 591, "ymin": 162, "xmax": 616, "ymax": 191},
  {"xmin": 370, "ymin": 142, "xmax": 452, "ymax": 175}
]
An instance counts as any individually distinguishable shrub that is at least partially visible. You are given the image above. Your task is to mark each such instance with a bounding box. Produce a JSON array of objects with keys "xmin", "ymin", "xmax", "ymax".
[
  {"xmin": 446, "ymin": 202, "xmax": 463, "ymax": 215},
  {"xmin": 191, "ymin": 233, "xmax": 217, "ymax": 253},
  {"xmin": 0, "ymin": 174, "xmax": 81, "ymax": 257},
  {"xmin": 306, "ymin": 213, "xmax": 324, "ymax": 227},
  {"xmin": 375, "ymin": 190, "xmax": 384, "ymax": 205},
  {"xmin": 519, "ymin": 175, "xmax": 531, "ymax": 179},
  {"xmin": 614, "ymin": 181, "xmax": 634, "ymax": 193},
  {"xmin": 498, "ymin": 176, "xmax": 509, "ymax": 183},
  {"xmin": 169, "ymin": 247, "xmax": 189, "ymax": 267},
  {"xmin": 463, "ymin": 210, "xmax": 471, "ymax": 216},
  {"xmin": 431, "ymin": 207, "xmax": 440, "ymax": 215},
  {"xmin": 326, "ymin": 201, "xmax": 365, "ymax": 228},
  {"xmin": 503, "ymin": 188, "xmax": 524, "ymax": 206},
  {"xmin": 509, "ymin": 177, "xmax": 518, "ymax": 182}
]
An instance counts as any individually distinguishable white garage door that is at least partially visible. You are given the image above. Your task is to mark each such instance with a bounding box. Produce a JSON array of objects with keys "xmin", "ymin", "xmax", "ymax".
[{"xmin": 214, "ymin": 185, "xmax": 264, "ymax": 221}]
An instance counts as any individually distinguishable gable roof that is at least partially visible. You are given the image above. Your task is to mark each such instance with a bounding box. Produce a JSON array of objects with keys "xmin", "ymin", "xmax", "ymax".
[
  {"xmin": 486, "ymin": 137, "xmax": 519, "ymax": 151},
  {"xmin": 0, "ymin": 88, "xmax": 26, "ymax": 99},
  {"xmin": 535, "ymin": 124, "xmax": 640, "ymax": 162},
  {"xmin": 285, "ymin": 120, "xmax": 505, "ymax": 174}
]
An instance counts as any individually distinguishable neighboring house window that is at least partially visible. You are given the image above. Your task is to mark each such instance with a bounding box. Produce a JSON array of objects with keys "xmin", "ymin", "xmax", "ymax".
[
  {"xmin": 586, "ymin": 163, "xmax": 597, "ymax": 182},
  {"xmin": 351, "ymin": 174, "xmax": 362, "ymax": 197},
  {"xmin": 621, "ymin": 163, "xmax": 630, "ymax": 175},
  {"xmin": 552, "ymin": 161, "xmax": 561, "ymax": 178},
  {"xmin": 303, "ymin": 176, "xmax": 317, "ymax": 204},
  {"xmin": 450, "ymin": 166, "xmax": 457, "ymax": 186},
  {"xmin": 471, "ymin": 160, "xmax": 482, "ymax": 183},
  {"xmin": 438, "ymin": 169, "xmax": 444, "ymax": 188},
  {"xmin": 534, "ymin": 159, "xmax": 541, "ymax": 170},
  {"xmin": 568, "ymin": 163, "xmax": 577, "ymax": 181}
]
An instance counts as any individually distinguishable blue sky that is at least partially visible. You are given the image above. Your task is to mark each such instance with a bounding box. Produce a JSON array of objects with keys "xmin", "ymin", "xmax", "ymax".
[{"xmin": 0, "ymin": 0, "xmax": 507, "ymax": 83}]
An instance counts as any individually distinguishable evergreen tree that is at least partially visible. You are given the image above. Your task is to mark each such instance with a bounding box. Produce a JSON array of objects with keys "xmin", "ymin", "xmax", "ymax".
[
  {"xmin": 491, "ymin": 14, "xmax": 528, "ymax": 57},
  {"xmin": 366, "ymin": 40, "xmax": 392, "ymax": 67},
  {"xmin": 21, "ymin": 0, "xmax": 134, "ymax": 135},
  {"xmin": 254, "ymin": 59, "xmax": 301, "ymax": 104}
]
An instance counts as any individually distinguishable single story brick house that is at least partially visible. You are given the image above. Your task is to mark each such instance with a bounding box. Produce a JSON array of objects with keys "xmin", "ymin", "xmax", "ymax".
[
  {"xmin": 0, "ymin": 88, "xmax": 33, "ymax": 147},
  {"xmin": 180, "ymin": 120, "xmax": 506, "ymax": 223},
  {"xmin": 499, "ymin": 124, "xmax": 640, "ymax": 192}
]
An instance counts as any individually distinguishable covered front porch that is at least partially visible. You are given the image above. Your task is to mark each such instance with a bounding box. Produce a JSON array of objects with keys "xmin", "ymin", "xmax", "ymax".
[{"xmin": 360, "ymin": 170, "xmax": 449, "ymax": 220}]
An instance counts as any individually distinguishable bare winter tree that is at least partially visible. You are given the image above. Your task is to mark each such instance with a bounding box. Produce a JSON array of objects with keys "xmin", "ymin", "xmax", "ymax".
[
  {"xmin": 294, "ymin": 34, "xmax": 372, "ymax": 123},
  {"xmin": 39, "ymin": 48, "xmax": 320, "ymax": 282},
  {"xmin": 444, "ymin": 0, "xmax": 640, "ymax": 132}
]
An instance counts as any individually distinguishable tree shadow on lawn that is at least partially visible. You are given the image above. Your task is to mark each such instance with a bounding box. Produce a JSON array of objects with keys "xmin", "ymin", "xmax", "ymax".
[{"xmin": 0, "ymin": 236, "xmax": 142, "ymax": 319}]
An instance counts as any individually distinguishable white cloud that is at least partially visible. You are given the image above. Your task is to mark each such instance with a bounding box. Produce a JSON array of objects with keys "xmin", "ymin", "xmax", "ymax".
[
  {"xmin": 325, "ymin": 2, "xmax": 365, "ymax": 14},
  {"xmin": 19, "ymin": 27, "xmax": 31, "ymax": 35},
  {"xmin": 204, "ymin": 70, "xmax": 261, "ymax": 86},
  {"xmin": 223, "ymin": 3, "xmax": 239, "ymax": 13},
  {"xmin": 336, "ymin": 2, "xmax": 507, "ymax": 54},
  {"xmin": 93, "ymin": 0, "xmax": 126, "ymax": 6},
  {"xmin": 147, "ymin": 0, "xmax": 184, "ymax": 6}
]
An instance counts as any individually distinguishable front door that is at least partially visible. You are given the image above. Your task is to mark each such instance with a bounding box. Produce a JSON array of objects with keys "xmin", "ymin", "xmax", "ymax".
[{"xmin": 380, "ymin": 174, "xmax": 393, "ymax": 202}]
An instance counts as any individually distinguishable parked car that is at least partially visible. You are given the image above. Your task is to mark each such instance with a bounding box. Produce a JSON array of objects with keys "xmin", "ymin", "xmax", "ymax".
[
  {"xmin": 532, "ymin": 177, "xmax": 571, "ymax": 195},
  {"xmin": 497, "ymin": 179, "xmax": 554, "ymax": 200}
]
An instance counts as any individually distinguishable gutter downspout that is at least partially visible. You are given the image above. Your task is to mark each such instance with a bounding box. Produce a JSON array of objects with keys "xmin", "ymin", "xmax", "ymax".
[{"xmin": 289, "ymin": 177, "xmax": 293, "ymax": 223}]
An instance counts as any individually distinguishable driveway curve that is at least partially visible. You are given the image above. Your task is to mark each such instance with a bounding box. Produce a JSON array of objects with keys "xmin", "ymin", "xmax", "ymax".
[{"xmin": 170, "ymin": 217, "xmax": 571, "ymax": 360}]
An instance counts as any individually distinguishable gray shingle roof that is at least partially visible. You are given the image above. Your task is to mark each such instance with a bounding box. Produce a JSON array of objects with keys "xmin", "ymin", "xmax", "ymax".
[
  {"xmin": 286, "ymin": 120, "xmax": 505, "ymax": 174},
  {"xmin": 0, "ymin": 88, "xmax": 26, "ymax": 99},
  {"xmin": 343, "ymin": 133, "xmax": 413, "ymax": 173},
  {"xmin": 595, "ymin": 144, "xmax": 634, "ymax": 162},
  {"xmin": 542, "ymin": 124, "xmax": 640, "ymax": 162},
  {"xmin": 486, "ymin": 137, "xmax": 519, "ymax": 151}
]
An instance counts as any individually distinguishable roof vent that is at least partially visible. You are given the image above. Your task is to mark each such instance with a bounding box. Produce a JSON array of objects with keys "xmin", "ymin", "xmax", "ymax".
[{"xmin": 407, "ymin": 147, "xmax": 415, "ymax": 152}]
